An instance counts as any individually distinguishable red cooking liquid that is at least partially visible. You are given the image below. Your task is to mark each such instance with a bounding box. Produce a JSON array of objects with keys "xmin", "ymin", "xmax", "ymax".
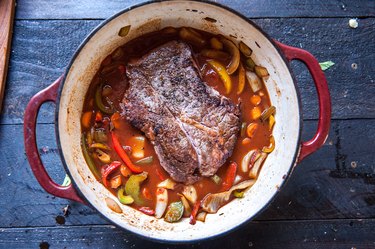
[{"xmin": 81, "ymin": 27, "xmax": 273, "ymax": 213}]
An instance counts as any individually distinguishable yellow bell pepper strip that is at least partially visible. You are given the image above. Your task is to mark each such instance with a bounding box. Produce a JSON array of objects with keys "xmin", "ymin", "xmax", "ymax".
[
  {"xmin": 101, "ymin": 161, "xmax": 121, "ymax": 187},
  {"xmin": 95, "ymin": 84, "xmax": 114, "ymax": 114},
  {"xmin": 81, "ymin": 134, "xmax": 100, "ymax": 180},
  {"xmin": 262, "ymin": 135, "xmax": 275, "ymax": 153},
  {"xmin": 125, "ymin": 172, "xmax": 148, "ymax": 205},
  {"xmin": 207, "ymin": 60, "xmax": 232, "ymax": 94},
  {"xmin": 111, "ymin": 132, "xmax": 143, "ymax": 173}
]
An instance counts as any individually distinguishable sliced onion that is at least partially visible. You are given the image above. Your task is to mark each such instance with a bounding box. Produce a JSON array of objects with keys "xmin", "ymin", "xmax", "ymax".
[
  {"xmin": 220, "ymin": 37, "xmax": 240, "ymax": 75},
  {"xmin": 155, "ymin": 188, "xmax": 168, "ymax": 219},
  {"xmin": 249, "ymin": 152, "xmax": 268, "ymax": 179},
  {"xmin": 196, "ymin": 211, "xmax": 208, "ymax": 222},
  {"xmin": 241, "ymin": 149, "xmax": 257, "ymax": 173},
  {"xmin": 182, "ymin": 185, "xmax": 197, "ymax": 205},
  {"xmin": 201, "ymin": 180, "xmax": 256, "ymax": 213},
  {"xmin": 246, "ymin": 71, "xmax": 262, "ymax": 93},
  {"xmin": 178, "ymin": 193, "xmax": 191, "ymax": 217},
  {"xmin": 157, "ymin": 178, "xmax": 176, "ymax": 190}
]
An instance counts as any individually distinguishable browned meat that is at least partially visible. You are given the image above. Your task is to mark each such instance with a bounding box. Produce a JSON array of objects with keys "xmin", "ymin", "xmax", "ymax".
[{"xmin": 121, "ymin": 41, "xmax": 241, "ymax": 184}]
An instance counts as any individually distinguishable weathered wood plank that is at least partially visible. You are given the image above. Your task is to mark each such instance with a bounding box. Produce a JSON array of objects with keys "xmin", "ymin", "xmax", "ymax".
[
  {"xmin": 1, "ymin": 219, "xmax": 374, "ymax": 249},
  {"xmin": 16, "ymin": 0, "xmax": 375, "ymax": 19},
  {"xmin": 1, "ymin": 119, "xmax": 374, "ymax": 227},
  {"xmin": 2, "ymin": 18, "xmax": 374, "ymax": 125}
]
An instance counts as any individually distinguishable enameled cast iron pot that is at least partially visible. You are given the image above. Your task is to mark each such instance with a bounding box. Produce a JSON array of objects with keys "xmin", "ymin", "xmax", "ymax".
[{"xmin": 24, "ymin": 0, "xmax": 331, "ymax": 243}]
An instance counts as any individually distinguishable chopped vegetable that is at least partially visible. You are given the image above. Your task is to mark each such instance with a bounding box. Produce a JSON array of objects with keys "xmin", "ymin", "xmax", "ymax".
[
  {"xmin": 237, "ymin": 63, "xmax": 246, "ymax": 95},
  {"xmin": 157, "ymin": 178, "xmax": 176, "ymax": 190},
  {"xmin": 260, "ymin": 106, "xmax": 276, "ymax": 122},
  {"xmin": 269, "ymin": 114, "xmax": 276, "ymax": 130},
  {"xmin": 208, "ymin": 60, "xmax": 232, "ymax": 94},
  {"xmin": 240, "ymin": 122, "xmax": 247, "ymax": 137},
  {"xmin": 125, "ymin": 172, "xmax": 148, "ymax": 205},
  {"xmin": 319, "ymin": 61, "xmax": 335, "ymax": 71},
  {"xmin": 249, "ymin": 152, "xmax": 267, "ymax": 179},
  {"xmin": 120, "ymin": 164, "xmax": 132, "ymax": 177},
  {"xmin": 233, "ymin": 190, "xmax": 244, "ymax": 198},
  {"xmin": 95, "ymin": 149, "xmax": 111, "ymax": 164},
  {"xmin": 189, "ymin": 200, "xmax": 201, "ymax": 225},
  {"xmin": 245, "ymin": 57, "xmax": 256, "ymax": 71},
  {"xmin": 109, "ymin": 175, "xmax": 122, "ymax": 189},
  {"xmin": 246, "ymin": 123, "xmax": 258, "ymax": 139},
  {"xmin": 200, "ymin": 49, "xmax": 229, "ymax": 60},
  {"xmin": 117, "ymin": 187, "xmax": 134, "ymax": 205},
  {"xmin": 221, "ymin": 162, "xmax": 237, "ymax": 191},
  {"xmin": 233, "ymin": 175, "xmax": 242, "ymax": 185},
  {"xmin": 86, "ymin": 130, "xmax": 93, "ymax": 145},
  {"xmin": 254, "ymin": 65, "xmax": 269, "ymax": 78},
  {"xmin": 110, "ymin": 112, "xmax": 121, "ymax": 130},
  {"xmin": 94, "ymin": 128, "xmax": 108, "ymax": 142},
  {"xmin": 164, "ymin": 201, "xmax": 184, "ymax": 223},
  {"xmin": 101, "ymin": 161, "xmax": 121, "ymax": 187},
  {"xmin": 246, "ymin": 71, "xmax": 262, "ymax": 93},
  {"xmin": 179, "ymin": 27, "xmax": 206, "ymax": 47},
  {"xmin": 210, "ymin": 174, "xmax": 222, "ymax": 185},
  {"xmin": 105, "ymin": 197, "xmax": 122, "ymax": 213},
  {"xmin": 250, "ymin": 107, "xmax": 262, "ymax": 120},
  {"xmin": 138, "ymin": 206, "xmax": 155, "ymax": 216},
  {"xmin": 129, "ymin": 136, "xmax": 145, "ymax": 159},
  {"xmin": 242, "ymin": 137, "xmax": 251, "ymax": 145},
  {"xmin": 81, "ymin": 111, "xmax": 92, "ymax": 128},
  {"xmin": 239, "ymin": 41, "xmax": 252, "ymax": 57},
  {"xmin": 262, "ymin": 135, "xmax": 275, "ymax": 153},
  {"xmin": 210, "ymin": 37, "xmax": 223, "ymax": 50},
  {"xmin": 220, "ymin": 37, "xmax": 240, "ymax": 74},
  {"xmin": 250, "ymin": 95, "xmax": 261, "ymax": 106},
  {"xmin": 118, "ymin": 25, "xmax": 131, "ymax": 37},
  {"xmin": 135, "ymin": 156, "xmax": 154, "ymax": 165},
  {"xmin": 90, "ymin": 143, "xmax": 111, "ymax": 151},
  {"xmin": 95, "ymin": 111, "xmax": 103, "ymax": 122},
  {"xmin": 196, "ymin": 211, "xmax": 207, "ymax": 222},
  {"xmin": 81, "ymin": 134, "xmax": 101, "ymax": 180},
  {"xmin": 241, "ymin": 149, "xmax": 258, "ymax": 173},
  {"xmin": 155, "ymin": 188, "xmax": 168, "ymax": 219},
  {"xmin": 95, "ymin": 84, "xmax": 114, "ymax": 114},
  {"xmin": 111, "ymin": 132, "xmax": 143, "ymax": 173},
  {"xmin": 182, "ymin": 185, "xmax": 198, "ymax": 205},
  {"xmin": 201, "ymin": 180, "xmax": 255, "ymax": 213},
  {"xmin": 178, "ymin": 194, "xmax": 191, "ymax": 217}
]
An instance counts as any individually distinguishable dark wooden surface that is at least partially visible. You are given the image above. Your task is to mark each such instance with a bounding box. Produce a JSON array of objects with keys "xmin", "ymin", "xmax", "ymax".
[{"xmin": 0, "ymin": 0, "xmax": 374, "ymax": 248}]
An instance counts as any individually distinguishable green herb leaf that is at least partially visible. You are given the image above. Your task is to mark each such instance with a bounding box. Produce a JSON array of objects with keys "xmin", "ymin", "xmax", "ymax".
[
  {"xmin": 62, "ymin": 175, "xmax": 71, "ymax": 187},
  {"xmin": 319, "ymin": 61, "xmax": 335, "ymax": 71}
]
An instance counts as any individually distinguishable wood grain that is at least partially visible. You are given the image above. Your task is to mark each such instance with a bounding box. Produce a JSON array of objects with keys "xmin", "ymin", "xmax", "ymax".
[
  {"xmin": 2, "ymin": 18, "xmax": 374, "ymax": 125},
  {"xmin": 1, "ymin": 120, "xmax": 374, "ymax": 227},
  {"xmin": 0, "ymin": 220, "xmax": 374, "ymax": 249},
  {"xmin": 0, "ymin": 0, "xmax": 15, "ymax": 112},
  {"xmin": 15, "ymin": 0, "xmax": 375, "ymax": 19}
]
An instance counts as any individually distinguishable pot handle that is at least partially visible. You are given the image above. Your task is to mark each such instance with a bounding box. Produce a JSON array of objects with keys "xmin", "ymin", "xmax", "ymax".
[
  {"xmin": 24, "ymin": 76, "xmax": 85, "ymax": 204},
  {"xmin": 274, "ymin": 41, "xmax": 331, "ymax": 163}
]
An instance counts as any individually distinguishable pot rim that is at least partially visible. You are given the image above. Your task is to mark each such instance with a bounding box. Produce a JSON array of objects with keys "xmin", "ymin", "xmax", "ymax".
[{"xmin": 54, "ymin": 0, "xmax": 303, "ymax": 243}]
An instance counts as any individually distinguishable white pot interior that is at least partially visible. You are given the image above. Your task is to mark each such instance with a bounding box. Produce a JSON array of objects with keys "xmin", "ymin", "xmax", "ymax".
[{"xmin": 58, "ymin": 0, "xmax": 300, "ymax": 242}]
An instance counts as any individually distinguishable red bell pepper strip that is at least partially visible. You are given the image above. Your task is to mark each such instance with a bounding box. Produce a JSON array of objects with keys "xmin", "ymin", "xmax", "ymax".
[
  {"xmin": 189, "ymin": 200, "xmax": 201, "ymax": 225},
  {"xmin": 221, "ymin": 162, "xmax": 237, "ymax": 191},
  {"xmin": 101, "ymin": 161, "xmax": 121, "ymax": 187},
  {"xmin": 111, "ymin": 132, "xmax": 143, "ymax": 173},
  {"xmin": 138, "ymin": 207, "xmax": 155, "ymax": 216}
]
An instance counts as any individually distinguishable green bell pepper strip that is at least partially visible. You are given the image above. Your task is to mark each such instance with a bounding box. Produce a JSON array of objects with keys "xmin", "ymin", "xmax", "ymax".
[
  {"xmin": 125, "ymin": 172, "xmax": 148, "ymax": 205},
  {"xmin": 81, "ymin": 134, "xmax": 101, "ymax": 180},
  {"xmin": 164, "ymin": 201, "xmax": 184, "ymax": 223},
  {"xmin": 95, "ymin": 84, "xmax": 114, "ymax": 114}
]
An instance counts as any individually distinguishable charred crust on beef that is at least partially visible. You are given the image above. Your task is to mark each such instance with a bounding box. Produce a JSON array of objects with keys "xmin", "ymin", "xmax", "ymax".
[{"xmin": 122, "ymin": 41, "xmax": 241, "ymax": 184}]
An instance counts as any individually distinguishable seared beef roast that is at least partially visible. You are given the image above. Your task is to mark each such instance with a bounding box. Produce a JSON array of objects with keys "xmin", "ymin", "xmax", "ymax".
[{"xmin": 121, "ymin": 41, "xmax": 241, "ymax": 184}]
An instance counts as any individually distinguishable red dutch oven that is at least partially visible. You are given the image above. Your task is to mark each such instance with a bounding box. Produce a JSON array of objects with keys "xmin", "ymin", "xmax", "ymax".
[{"xmin": 24, "ymin": 0, "xmax": 331, "ymax": 242}]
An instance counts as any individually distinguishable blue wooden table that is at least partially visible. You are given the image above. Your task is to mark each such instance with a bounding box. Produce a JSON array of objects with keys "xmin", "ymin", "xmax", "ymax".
[{"xmin": 0, "ymin": 0, "xmax": 374, "ymax": 248}]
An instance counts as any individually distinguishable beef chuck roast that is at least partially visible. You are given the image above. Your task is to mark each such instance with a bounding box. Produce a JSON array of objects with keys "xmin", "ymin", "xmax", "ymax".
[{"xmin": 121, "ymin": 41, "xmax": 241, "ymax": 184}]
